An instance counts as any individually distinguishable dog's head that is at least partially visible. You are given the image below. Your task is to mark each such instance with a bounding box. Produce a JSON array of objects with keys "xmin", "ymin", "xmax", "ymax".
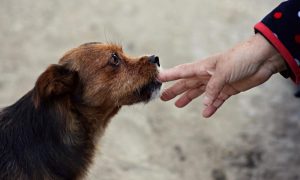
[{"xmin": 33, "ymin": 42, "xmax": 161, "ymax": 108}]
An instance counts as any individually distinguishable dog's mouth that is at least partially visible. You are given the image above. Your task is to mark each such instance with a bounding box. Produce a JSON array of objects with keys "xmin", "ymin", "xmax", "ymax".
[{"xmin": 134, "ymin": 79, "xmax": 162, "ymax": 103}]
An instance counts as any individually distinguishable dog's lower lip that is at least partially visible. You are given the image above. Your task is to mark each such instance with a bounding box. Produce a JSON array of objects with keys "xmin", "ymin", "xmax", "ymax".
[
  {"xmin": 136, "ymin": 80, "xmax": 162, "ymax": 97},
  {"xmin": 146, "ymin": 80, "xmax": 162, "ymax": 90}
]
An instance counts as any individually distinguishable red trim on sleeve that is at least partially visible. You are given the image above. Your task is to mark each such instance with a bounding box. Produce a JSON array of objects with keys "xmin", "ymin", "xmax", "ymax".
[{"xmin": 255, "ymin": 22, "xmax": 300, "ymax": 84}]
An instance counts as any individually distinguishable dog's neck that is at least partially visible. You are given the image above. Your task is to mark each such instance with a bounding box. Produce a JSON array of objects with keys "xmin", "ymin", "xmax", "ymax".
[
  {"xmin": 0, "ymin": 90, "xmax": 120, "ymax": 179},
  {"xmin": 72, "ymin": 102, "xmax": 121, "ymax": 139}
]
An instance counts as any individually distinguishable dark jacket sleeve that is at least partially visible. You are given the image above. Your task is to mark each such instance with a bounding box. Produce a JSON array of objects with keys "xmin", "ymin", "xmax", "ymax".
[{"xmin": 254, "ymin": 0, "xmax": 300, "ymax": 84}]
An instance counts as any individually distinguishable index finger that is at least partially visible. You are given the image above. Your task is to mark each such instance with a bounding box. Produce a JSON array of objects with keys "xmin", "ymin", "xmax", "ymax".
[{"xmin": 158, "ymin": 62, "xmax": 208, "ymax": 82}]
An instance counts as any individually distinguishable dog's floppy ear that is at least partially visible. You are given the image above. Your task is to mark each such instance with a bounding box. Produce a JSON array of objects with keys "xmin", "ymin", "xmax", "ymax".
[{"xmin": 33, "ymin": 64, "xmax": 78, "ymax": 108}]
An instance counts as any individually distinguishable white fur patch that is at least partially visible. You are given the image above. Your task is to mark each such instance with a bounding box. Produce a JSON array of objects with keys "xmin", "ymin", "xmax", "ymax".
[
  {"xmin": 149, "ymin": 65, "xmax": 163, "ymax": 100},
  {"xmin": 150, "ymin": 88, "xmax": 161, "ymax": 100}
]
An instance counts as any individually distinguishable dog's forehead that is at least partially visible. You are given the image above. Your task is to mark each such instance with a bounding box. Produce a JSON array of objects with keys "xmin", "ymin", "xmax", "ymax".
[{"xmin": 100, "ymin": 44, "xmax": 123, "ymax": 53}]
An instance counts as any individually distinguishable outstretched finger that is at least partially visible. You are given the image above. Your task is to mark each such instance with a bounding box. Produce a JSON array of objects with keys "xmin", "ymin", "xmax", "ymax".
[
  {"xmin": 161, "ymin": 78, "xmax": 207, "ymax": 101},
  {"xmin": 203, "ymin": 74, "xmax": 226, "ymax": 106},
  {"xmin": 211, "ymin": 93, "xmax": 230, "ymax": 109},
  {"xmin": 158, "ymin": 62, "xmax": 209, "ymax": 82},
  {"xmin": 202, "ymin": 105, "xmax": 218, "ymax": 118},
  {"xmin": 175, "ymin": 86, "xmax": 205, "ymax": 108},
  {"xmin": 203, "ymin": 90, "xmax": 234, "ymax": 118}
]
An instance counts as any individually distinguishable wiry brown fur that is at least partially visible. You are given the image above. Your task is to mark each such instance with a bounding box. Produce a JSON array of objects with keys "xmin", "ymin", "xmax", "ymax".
[{"xmin": 0, "ymin": 43, "xmax": 161, "ymax": 180}]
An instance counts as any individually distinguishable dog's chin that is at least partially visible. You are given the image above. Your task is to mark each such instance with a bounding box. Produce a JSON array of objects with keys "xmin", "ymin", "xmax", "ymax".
[
  {"xmin": 142, "ymin": 80, "xmax": 162, "ymax": 101},
  {"xmin": 132, "ymin": 80, "xmax": 162, "ymax": 104}
]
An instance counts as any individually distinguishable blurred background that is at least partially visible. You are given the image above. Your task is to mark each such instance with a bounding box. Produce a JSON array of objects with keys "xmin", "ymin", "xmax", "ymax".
[{"xmin": 1, "ymin": 0, "xmax": 300, "ymax": 179}]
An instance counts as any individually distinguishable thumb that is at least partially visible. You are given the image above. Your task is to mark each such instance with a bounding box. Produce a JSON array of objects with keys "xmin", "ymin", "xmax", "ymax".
[{"xmin": 203, "ymin": 73, "xmax": 226, "ymax": 106}]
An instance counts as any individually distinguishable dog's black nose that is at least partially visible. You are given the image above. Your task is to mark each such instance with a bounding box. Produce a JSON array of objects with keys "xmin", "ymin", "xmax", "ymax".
[{"xmin": 149, "ymin": 55, "xmax": 160, "ymax": 67}]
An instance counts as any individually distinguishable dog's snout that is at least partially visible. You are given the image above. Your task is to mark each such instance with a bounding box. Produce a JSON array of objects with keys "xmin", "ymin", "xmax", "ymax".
[{"xmin": 148, "ymin": 55, "xmax": 160, "ymax": 67}]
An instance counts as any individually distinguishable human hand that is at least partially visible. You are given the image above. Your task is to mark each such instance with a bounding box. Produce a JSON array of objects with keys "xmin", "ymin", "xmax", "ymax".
[{"xmin": 159, "ymin": 33, "xmax": 287, "ymax": 118}]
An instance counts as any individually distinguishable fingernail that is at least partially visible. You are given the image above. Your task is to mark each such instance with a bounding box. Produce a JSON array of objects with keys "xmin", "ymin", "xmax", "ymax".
[
  {"xmin": 202, "ymin": 109, "xmax": 210, "ymax": 118},
  {"xmin": 207, "ymin": 70, "xmax": 215, "ymax": 75},
  {"xmin": 203, "ymin": 96, "xmax": 212, "ymax": 105}
]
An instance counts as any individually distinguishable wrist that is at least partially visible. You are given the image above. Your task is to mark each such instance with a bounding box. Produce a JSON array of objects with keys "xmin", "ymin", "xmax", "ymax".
[
  {"xmin": 251, "ymin": 33, "xmax": 279, "ymax": 64},
  {"xmin": 267, "ymin": 54, "xmax": 287, "ymax": 74},
  {"xmin": 253, "ymin": 34, "xmax": 287, "ymax": 74}
]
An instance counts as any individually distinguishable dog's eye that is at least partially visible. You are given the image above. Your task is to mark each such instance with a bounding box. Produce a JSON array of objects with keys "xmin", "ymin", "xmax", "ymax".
[{"xmin": 109, "ymin": 53, "xmax": 120, "ymax": 67}]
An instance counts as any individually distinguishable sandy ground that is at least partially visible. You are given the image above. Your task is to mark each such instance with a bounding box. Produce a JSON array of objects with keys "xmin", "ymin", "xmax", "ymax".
[{"xmin": 1, "ymin": 0, "xmax": 300, "ymax": 179}]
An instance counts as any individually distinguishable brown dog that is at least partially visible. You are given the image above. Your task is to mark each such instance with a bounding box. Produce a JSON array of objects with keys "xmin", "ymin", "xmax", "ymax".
[{"xmin": 0, "ymin": 42, "xmax": 161, "ymax": 180}]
